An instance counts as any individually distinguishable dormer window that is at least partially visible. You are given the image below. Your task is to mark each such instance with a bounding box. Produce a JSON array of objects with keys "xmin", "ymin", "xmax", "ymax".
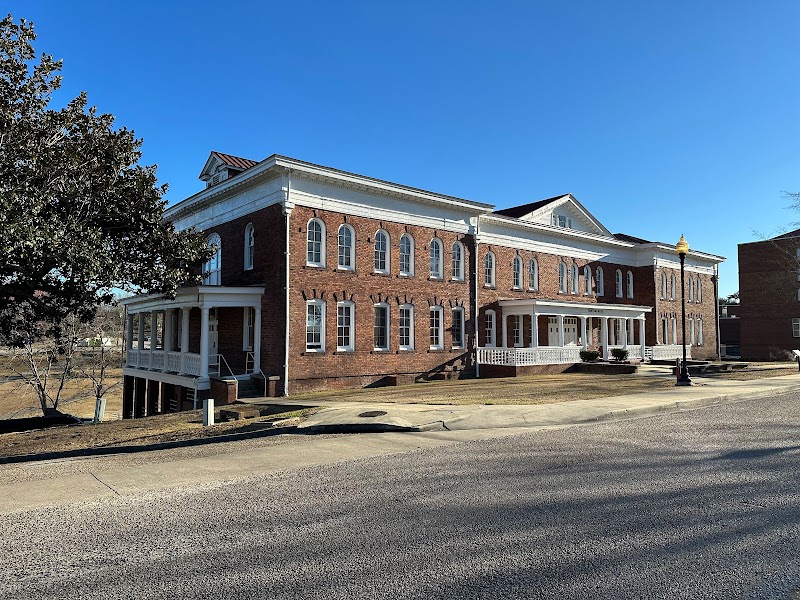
[{"xmin": 552, "ymin": 214, "xmax": 573, "ymax": 229}]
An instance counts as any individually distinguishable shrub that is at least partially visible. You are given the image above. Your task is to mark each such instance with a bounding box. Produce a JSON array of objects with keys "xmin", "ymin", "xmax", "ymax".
[
  {"xmin": 580, "ymin": 349, "xmax": 600, "ymax": 362},
  {"xmin": 611, "ymin": 348, "xmax": 629, "ymax": 362}
]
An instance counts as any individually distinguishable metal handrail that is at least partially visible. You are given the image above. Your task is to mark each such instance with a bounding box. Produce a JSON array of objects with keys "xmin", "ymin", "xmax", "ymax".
[
  {"xmin": 245, "ymin": 351, "xmax": 255, "ymax": 374},
  {"xmin": 210, "ymin": 353, "xmax": 236, "ymax": 378}
]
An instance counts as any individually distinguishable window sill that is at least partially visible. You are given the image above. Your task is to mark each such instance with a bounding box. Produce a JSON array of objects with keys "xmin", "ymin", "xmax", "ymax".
[
  {"xmin": 483, "ymin": 285, "xmax": 496, "ymax": 290},
  {"xmin": 398, "ymin": 273, "xmax": 414, "ymax": 278},
  {"xmin": 333, "ymin": 349, "xmax": 354, "ymax": 355},
  {"xmin": 302, "ymin": 350, "xmax": 325, "ymax": 355},
  {"xmin": 371, "ymin": 349, "xmax": 391, "ymax": 354},
  {"xmin": 512, "ymin": 287, "xmax": 522, "ymax": 291},
  {"xmin": 337, "ymin": 267, "xmax": 355, "ymax": 273},
  {"xmin": 450, "ymin": 347, "xmax": 465, "ymax": 352},
  {"xmin": 371, "ymin": 271, "xmax": 392, "ymax": 277},
  {"xmin": 304, "ymin": 264, "xmax": 325, "ymax": 270},
  {"xmin": 450, "ymin": 277, "xmax": 465, "ymax": 283},
  {"xmin": 428, "ymin": 348, "xmax": 446, "ymax": 353},
  {"xmin": 428, "ymin": 276, "xmax": 444, "ymax": 281},
  {"xmin": 398, "ymin": 348, "xmax": 415, "ymax": 353}
]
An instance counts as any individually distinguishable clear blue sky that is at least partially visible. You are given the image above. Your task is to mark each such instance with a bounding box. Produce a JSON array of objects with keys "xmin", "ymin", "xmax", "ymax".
[{"xmin": 8, "ymin": 1, "xmax": 800, "ymax": 296}]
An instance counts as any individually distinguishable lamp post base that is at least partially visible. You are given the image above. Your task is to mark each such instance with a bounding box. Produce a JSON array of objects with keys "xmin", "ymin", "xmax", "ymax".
[{"xmin": 675, "ymin": 378, "xmax": 693, "ymax": 387}]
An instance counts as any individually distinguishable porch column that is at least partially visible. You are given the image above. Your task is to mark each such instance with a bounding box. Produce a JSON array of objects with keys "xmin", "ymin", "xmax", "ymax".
[
  {"xmin": 150, "ymin": 310, "xmax": 158, "ymax": 363},
  {"xmin": 600, "ymin": 317, "xmax": 609, "ymax": 360},
  {"xmin": 639, "ymin": 317, "xmax": 646, "ymax": 359},
  {"xmin": 164, "ymin": 309, "xmax": 174, "ymax": 352},
  {"xmin": 137, "ymin": 313, "xmax": 145, "ymax": 351},
  {"xmin": 253, "ymin": 306, "xmax": 262, "ymax": 374},
  {"xmin": 557, "ymin": 315, "xmax": 565, "ymax": 348},
  {"xmin": 621, "ymin": 318, "xmax": 628, "ymax": 349},
  {"xmin": 126, "ymin": 313, "xmax": 134, "ymax": 351},
  {"xmin": 530, "ymin": 311, "xmax": 539, "ymax": 348},
  {"xmin": 200, "ymin": 306, "xmax": 210, "ymax": 379},
  {"xmin": 180, "ymin": 308, "xmax": 190, "ymax": 374},
  {"xmin": 579, "ymin": 316, "xmax": 588, "ymax": 350},
  {"xmin": 501, "ymin": 313, "xmax": 508, "ymax": 349}
]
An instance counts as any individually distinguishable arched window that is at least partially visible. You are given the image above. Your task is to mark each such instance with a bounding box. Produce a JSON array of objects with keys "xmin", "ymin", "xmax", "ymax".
[
  {"xmin": 203, "ymin": 234, "xmax": 221, "ymax": 285},
  {"xmin": 661, "ymin": 272, "xmax": 667, "ymax": 299},
  {"xmin": 485, "ymin": 252, "xmax": 495, "ymax": 287},
  {"xmin": 615, "ymin": 269, "xmax": 623, "ymax": 298},
  {"xmin": 571, "ymin": 264, "xmax": 579, "ymax": 294},
  {"xmin": 559, "ymin": 262, "xmax": 568, "ymax": 293},
  {"xmin": 306, "ymin": 219, "xmax": 325, "ymax": 267},
  {"xmin": 626, "ymin": 271, "xmax": 634, "ymax": 298},
  {"xmin": 529, "ymin": 258, "xmax": 539, "ymax": 290},
  {"xmin": 452, "ymin": 242, "xmax": 464, "ymax": 281},
  {"xmin": 512, "ymin": 256, "xmax": 522, "ymax": 289},
  {"xmin": 688, "ymin": 276, "xmax": 694, "ymax": 302},
  {"xmin": 696, "ymin": 277, "xmax": 702, "ymax": 303},
  {"xmin": 484, "ymin": 309, "xmax": 496, "ymax": 347},
  {"xmin": 584, "ymin": 265, "xmax": 592, "ymax": 295},
  {"xmin": 399, "ymin": 234, "xmax": 414, "ymax": 276},
  {"xmin": 374, "ymin": 230, "xmax": 389, "ymax": 273},
  {"xmin": 596, "ymin": 267, "xmax": 605, "ymax": 296},
  {"xmin": 337, "ymin": 224, "xmax": 354, "ymax": 270},
  {"xmin": 429, "ymin": 238, "xmax": 443, "ymax": 279},
  {"xmin": 244, "ymin": 223, "xmax": 254, "ymax": 270},
  {"xmin": 670, "ymin": 273, "xmax": 676, "ymax": 300}
]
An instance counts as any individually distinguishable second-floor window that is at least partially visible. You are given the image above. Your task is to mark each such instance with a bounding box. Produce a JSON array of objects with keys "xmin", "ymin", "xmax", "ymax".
[
  {"xmin": 627, "ymin": 271, "xmax": 634, "ymax": 298},
  {"xmin": 452, "ymin": 242, "xmax": 464, "ymax": 280},
  {"xmin": 337, "ymin": 225, "xmax": 354, "ymax": 270},
  {"xmin": 485, "ymin": 252, "xmax": 495, "ymax": 287},
  {"xmin": 400, "ymin": 234, "xmax": 413, "ymax": 276},
  {"xmin": 204, "ymin": 234, "xmax": 221, "ymax": 285},
  {"xmin": 559, "ymin": 262, "xmax": 567, "ymax": 293},
  {"xmin": 430, "ymin": 238, "xmax": 442, "ymax": 278},
  {"xmin": 513, "ymin": 256, "xmax": 522, "ymax": 289},
  {"xmin": 529, "ymin": 258, "xmax": 539, "ymax": 290},
  {"xmin": 615, "ymin": 269, "xmax": 623, "ymax": 298},
  {"xmin": 374, "ymin": 230, "xmax": 389, "ymax": 273},
  {"xmin": 244, "ymin": 223, "xmax": 254, "ymax": 270},
  {"xmin": 307, "ymin": 219, "xmax": 325, "ymax": 267}
]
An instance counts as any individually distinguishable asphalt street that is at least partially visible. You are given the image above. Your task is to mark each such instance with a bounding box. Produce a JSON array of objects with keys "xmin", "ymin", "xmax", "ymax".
[{"xmin": 2, "ymin": 393, "xmax": 799, "ymax": 599}]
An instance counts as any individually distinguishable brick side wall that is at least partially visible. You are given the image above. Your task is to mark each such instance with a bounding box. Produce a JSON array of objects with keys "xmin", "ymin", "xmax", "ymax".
[{"xmin": 739, "ymin": 238, "xmax": 800, "ymax": 360}]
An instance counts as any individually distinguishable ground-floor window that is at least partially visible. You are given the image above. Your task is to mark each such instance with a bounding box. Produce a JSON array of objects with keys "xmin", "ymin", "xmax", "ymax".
[
  {"xmin": 689, "ymin": 318, "xmax": 695, "ymax": 346},
  {"xmin": 485, "ymin": 310, "xmax": 496, "ymax": 347},
  {"xmin": 452, "ymin": 307, "xmax": 465, "ymax": 349},
  {"xmin": 697, "ymin": 318, "xmax": 704, "ymax": 346},
  {"xmin": 671, "ymin": 317, "xmax": 677, "ymax": 345},
  {"xmin": 374, "ymin": 304, "xmax": 390, "ymax": 350},
  {"xmin": 793, "ymin": 318, "xmax": 800, "ymax": 338},
  {"xmin": 661, "ymin": 318, "xmax": 668, "ymax": 344},
  {"xmin": 337, "ymin": 302, "xmax": 354, "ymax": 352},
  {"xmin": 243, "ymin": 307, "xmax": 255, "ymax": 351},
  {"xmin": 306, "ymin": 300, "xmax": 325, "ymax": 352},
  {"xmin": 400, "ymin": 305, "xmax": 414, "ymax": 350},
  {"xmin": 430, "ymin": 306, "xmax": 443, "ymax": 350},
  {"xmin": 513, "ymin": 315, "xmax": 523, "ymax": 347}
]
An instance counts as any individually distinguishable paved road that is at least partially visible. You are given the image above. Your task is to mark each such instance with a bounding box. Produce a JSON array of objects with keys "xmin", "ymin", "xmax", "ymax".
[{"xmin": 2, "ymin": 393, "xmax": 799, "ymax": 599}]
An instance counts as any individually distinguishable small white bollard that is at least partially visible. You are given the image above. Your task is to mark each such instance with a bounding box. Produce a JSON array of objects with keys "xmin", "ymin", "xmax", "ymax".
[
  {"xmin": 93, "ymin": 397, "xmax": 107, "ymax": 423},
  {"xmin": 203, "ymin": 398, "xmax": 215, "ymax": 426}
]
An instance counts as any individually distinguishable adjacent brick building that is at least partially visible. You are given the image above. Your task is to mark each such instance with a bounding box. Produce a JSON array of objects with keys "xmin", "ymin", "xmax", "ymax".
[{"xmin": 120, "ymin": 152, "xmax": 725, "ymax": 417}]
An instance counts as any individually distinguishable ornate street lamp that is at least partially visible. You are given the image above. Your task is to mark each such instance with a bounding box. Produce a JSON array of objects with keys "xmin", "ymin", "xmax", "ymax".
[{"xmin": 675, "ymin": 234, "xmax": 692, "ymax": 386}]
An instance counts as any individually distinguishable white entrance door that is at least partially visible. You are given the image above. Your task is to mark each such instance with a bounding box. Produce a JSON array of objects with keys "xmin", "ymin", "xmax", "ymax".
[
  {"xmin": 547, "ymin": 317, "xmax": 557, "ymax": 346},
  {"xmin": 564, "ymin": 317, "xmax": 578, "ymax": 345}
]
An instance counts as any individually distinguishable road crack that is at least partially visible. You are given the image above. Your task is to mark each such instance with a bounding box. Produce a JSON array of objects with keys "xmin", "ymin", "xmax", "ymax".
[{"xmin": 90, "ymin": 472, "xmax": 120, "ymax": 496}]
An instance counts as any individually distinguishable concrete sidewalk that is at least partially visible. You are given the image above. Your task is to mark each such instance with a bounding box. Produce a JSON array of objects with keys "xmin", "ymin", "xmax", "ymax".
[{"xmin": 2, "ymin": 373, "xmax": 799, "ymax": 515}]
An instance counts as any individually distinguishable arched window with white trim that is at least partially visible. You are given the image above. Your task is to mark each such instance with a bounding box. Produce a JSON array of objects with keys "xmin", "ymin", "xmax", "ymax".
[
  {"xmin": 688, "ymin": 276, "xmax": 694, "ymax": 302},
  {"xmin": 485, "ymin": 252, "xmax": 495, "ymax": 287},
  {"xmin": 452, "ymin": 241, "xmax": 464, "ymax": 281},
  {"xmin": 615, "ymin": 269, "xmax": 623, "ymax": 298},
  {"xmin": 584, "ymin": 265, "xmax": 592, "ymax": 295},
  {"xmin": 337, "ymin": 224, "xmax": 354, "ymax": 270},
  {"xmin": 626, "ymin": 270, "xmax": 634, "ymax": 298},
  {"xmin": 512, "ymin": 256, "xmax": 522, "ymax": 289},
  {"xmin": 399, "ymin": 234, "xmax": 414, "ymax": 276},
  {"xmin": 661, "ymin": 272, "xmax": 667, "ymax": 299},
  {"xmin": 596, "ymin": 267, "xmax": 604, "ymax": 296},
  {"xmin": 429, "ymin": 238, "xmax": 443, "ymax": 279},
  {"xmin": 374, "ymin": 230, "xmax": 389, "ymax": 273},
  {"xmin": 529, "ymin": 258, "xmax": 539, "ymax": 290},
  {"xmin": 244, "ymin": 223, "xmax": 254, "ymax": 270},
  {"xmin": 429, "ymin": 306, "xmax": 444, "ymax": 350},
  {"xmin": 306, "ymin": 219, "xmax": 325, "ymax": 267},
  {"xmin": 559, "ymin": 262, "xmax": 568, "ymax": 293},
  {"xmin": 696, "ymin": 277, "xmax": 702, "ymax": 303},
  {"xmin": 670, "ymin": 273, "xmax": 676, "ymax": 300},
  {"xmin": 571, "ymin": 264, "xmax": 579, "ymax": 294},
  {"xmin": 204, "ymin": 234, "xmax": 221, "ymax": 285},
  {"xmin": 484, "ymin": 309, "xmax": 496, "ymax": 347}
]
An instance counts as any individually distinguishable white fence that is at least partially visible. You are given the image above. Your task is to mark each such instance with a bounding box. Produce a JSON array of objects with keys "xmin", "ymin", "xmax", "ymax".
[{"xmin": 647, "ymin": 345, "xmax": 691, "ymax": 361}]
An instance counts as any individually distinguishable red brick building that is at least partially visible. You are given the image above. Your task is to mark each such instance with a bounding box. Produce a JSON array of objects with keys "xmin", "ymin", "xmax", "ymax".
[
  {"xmin": 739, "ymin": 230, "xmax": 800, "ymax": 360},
  {"xmin": 120, "ymin": 152, "xmax": 724, "ymax": 417}
]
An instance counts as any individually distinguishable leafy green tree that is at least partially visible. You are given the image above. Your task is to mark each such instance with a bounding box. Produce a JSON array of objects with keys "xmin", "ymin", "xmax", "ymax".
[{"xmin": 0, "ymin": 14, "xmax": 210, "ymax": 347}]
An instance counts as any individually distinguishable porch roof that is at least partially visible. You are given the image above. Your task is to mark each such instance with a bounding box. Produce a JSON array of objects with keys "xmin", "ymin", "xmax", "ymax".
[
  {"xmin": 498, "ymin": 298, "xmax": 653, "ymax": 318},
  {"xmin": 119, "ymin": 286, "xmax": 265, "ymax": 314}
]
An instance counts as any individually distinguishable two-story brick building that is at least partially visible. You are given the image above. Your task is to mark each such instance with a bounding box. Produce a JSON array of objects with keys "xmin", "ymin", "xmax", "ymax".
[{"xmin": 120, "ymin": 152, "xmax": 724, "ymax": 417}]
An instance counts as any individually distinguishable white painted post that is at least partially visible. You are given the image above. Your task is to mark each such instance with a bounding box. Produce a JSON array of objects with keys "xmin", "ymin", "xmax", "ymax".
[
  {"xmin": 164, "ymin": 309, "xmax": 173, "ymax": 352},
  {"xmin": 531, "ymin": 311, "xmax": 539, "ymax": 348},
  {"xmin": 579, "ymin": 316, "xmax": 588, "ymax": 350},
  {"xmin": 126, "ymin": 314, "xmax": 134, "ymax": 351},
  {"xmin": 137, "ymin": 313, "xmax": 145, "ymax": 351},
  {"xmin": 621, "ymin": 318, "xmax": 628, "ymax": 349},
  {"xmin": 180, "ymin": 307, "xmax": 190, "ymax": 373},
  {"xmin": 150, "ymin": 310, "xmax": 158, "ymax": 365},
  {"xmin": 200, "ymin": 307, "xmax": 210, "ymax": 378},
  {"xmin": 557, "ymin": 315, "xmax": 565, "ymax": 348},
  {"xmin": 640, "ymin": 317, "xmax": 647, "ymax": 360},
  {"xmin": 203, "ymin": 398, "xmax": 214, "ymax": 426},
  {"xmin": 601, "ymin": 317, "xmax": 609, "ymax": 360},
  {"xmin": 253, "ymin": 306, "xmax": 262, "ymax": 374},
  {"xmin": 501, "ymin": 313, "xmax": 508, "ymax": 349}
]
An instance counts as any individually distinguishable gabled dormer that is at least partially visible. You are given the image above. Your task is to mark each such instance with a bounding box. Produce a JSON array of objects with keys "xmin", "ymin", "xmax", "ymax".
[
  {"xmin": 199, "ymin": 151, "xmax": 260, "ymax": 188},
  {"xmin": 494, "ymin": 193, "xmax": 612, "ymax": 237}
]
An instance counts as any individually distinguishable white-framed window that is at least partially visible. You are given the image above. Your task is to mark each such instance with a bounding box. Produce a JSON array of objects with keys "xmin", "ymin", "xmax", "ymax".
[
  {"xmin": 452, "ymin": 242, "xmax": 464, "ymax": 281},
  {"xmin": 337, "ymin": 224, "xmax": 355, "ymax": 271},
  {"xmin": 336, "ymin": 301, "xmax": 354, "ymax": 352},
  {"xmin": 671, "ymin": 316, "xmax": 678, "ymax": 345},
  {"xmin": 626, "ymin": 271, "xmax": 634, "ymax": 298},
  {"xmin": 374, "ymin": 303, "xmax": 390, "ymax": 350},
  {"xmin": 429, "ymin": 306, "xmax": 444, "ymax": 350},
  {"xmin": 615, "ymin": 269, "xmax": 623, "ymax": 298},
  {"xmin": 512, "ymin": 256, "xmax": 522, "ymax": 289},
  {"xmin": 242, "ymin": 307, "xmax": 255, "ymax": 351},
  {"xmin": 670, "ymin": 273, "xmax": 676, "ymax": 300},
  {"xmin": 485, "ymin": 309, "xmax": 496, "ymax": 347},
  {"xmin": 584, "ymin": 265, "xmax": 591, "ymax": 295},
  {"xmin": 571, "ymin": 264, "xmax": 579, "ymax": 295},
  {"xmin": 688, "ymin": 276, "xmax": 694, "ymax": 302},
  {"xmin": 529, "ymin": 258, "xmax": 539, "ymax": 290},
  {"xmin": 661, "ymin": 272, "xmax": 667, "ymax": 299},
  {"xmin": 399, "ymin": 234, "xmax": 414, "ymax": 276},
  {"xmin": 552, "ymin": 214, "xmax": 573, "ymax": 229},
  {"xmin": 374, "ymin": 230, "xmax": 389, "ymax": 274},
  {"xmin": 559, "ymin": 262, "xmax": 568, "ymax": 293},
  {"xmin": 596, "ymin": 267, "xmax": 604, "ymax": 296},
  {"xmin": 451, "ymin": 307, "xmax": 465, "ymax": 349},
  {"xmin": 661, "ymin": 317, "xmax": 668, "ymax": 344},
  {"xmin": 244, "ymin": 223, "xmax": 254, "ymax": 270},
  {"xmin": 485, "ymin": 252, "xmax": 495, "ymax": 287},
  {"xmin": 697, "ymin": 318, "xmax": 704, "ymax": 346},
  {"xmin": 305, "ymin": 300, "xmax": 325, "ymax": 352},
  {"xmin": 793, "ymin": 318, "xmax": 800, "ymax": 338},
  {"xmin": 399, "ymin": 304, "xmax": 414, "ymax": 350},
  {"xmin": 429, "ymin": 238, "xmax": 443, "ymax": 279},
  {"xmin": 306, "ymin": 219, "xmax": 325, "ymax": 267},
  {"xmin": 696, "ymin": 277, "xmax": 702, "ymax": 303},
  {"xmin": 689, "ymin": 317, "xmax": 695, "ymax": 345},
  {"xmin": 203, "ymin": 234, "xmax": 222, "ymax": 285},
  {"xmin": 513, "ymin": 314, "xmax": 523, "ymax": 347}
]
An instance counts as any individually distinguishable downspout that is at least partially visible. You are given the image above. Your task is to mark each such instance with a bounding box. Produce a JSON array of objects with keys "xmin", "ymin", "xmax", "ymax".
[
  {"xmin": 283, "ymin": 169, "xmax": 292, "ymax": 396},
  {"xmin": 713, "ymin": 264, "xmax": 720, "ymax": 360},
  {"xmin": 474, "ymin": 216, "xmax": 481, "ymax": 378}
]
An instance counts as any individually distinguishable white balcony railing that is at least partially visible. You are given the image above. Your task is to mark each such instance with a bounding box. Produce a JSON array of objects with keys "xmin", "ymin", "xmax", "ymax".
[
  {"xmin": 477, "ymin": 346, "xmax": 583, "ymax": 366},
  {"xmin": 125, "ymin": 348, "xmax": 203, "ymax": 377}
]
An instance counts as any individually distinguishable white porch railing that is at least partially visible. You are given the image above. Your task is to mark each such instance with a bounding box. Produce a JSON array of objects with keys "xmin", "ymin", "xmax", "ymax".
[
  {"xmin": 165, "ymin": 351, "xmax": 183, "ymax": 373},
  {"xmin": 151, "ymin": 351, "xmax": 164, "ymax": 371},
  {"xmin": 608, "ymin": 345, "xmax": 643, "ymax": 360},
  {"xmin": 125, "ymin": 348, "xmax": 203, "ymax": 377},
  {"xmin": 477, "ymin": 346, "xmax": 582, "ymax": 366},
  {"xmin": 647, "ymin": 345, "xmax": 692, "ymax": 361},
  {"xmin": 183, "ymin": 354, "xmax": 202, "ymax": 376}
]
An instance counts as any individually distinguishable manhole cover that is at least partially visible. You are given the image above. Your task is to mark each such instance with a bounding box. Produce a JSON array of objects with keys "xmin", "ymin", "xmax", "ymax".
[{"xmin": 358, "ymin": 410, "xmax": 387, "ymax": 418}]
